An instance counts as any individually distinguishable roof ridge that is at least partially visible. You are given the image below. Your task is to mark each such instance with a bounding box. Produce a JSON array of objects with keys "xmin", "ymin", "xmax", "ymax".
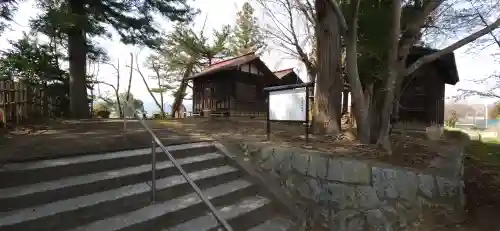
[
  {"xmin": 273, "ymin": 68, "xmax": 294, "ymax": 73},
  {"xmin": 208, "ymin": 52, "xmax": 256, "ymax": 67}
]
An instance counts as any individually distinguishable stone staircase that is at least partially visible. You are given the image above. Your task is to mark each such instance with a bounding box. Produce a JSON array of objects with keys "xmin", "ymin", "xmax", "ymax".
[{"xmin": 0, "ymin": 141, "xmax": 295, "ymax": 231}]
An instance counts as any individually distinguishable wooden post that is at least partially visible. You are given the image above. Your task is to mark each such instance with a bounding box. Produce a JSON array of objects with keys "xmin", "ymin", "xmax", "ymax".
[
  {"xmin": 266, "ymin": 92, "xmax": 270, "ymax": 141},
  {"xmin": 0, "ymin": 81, "xmax": 4, "ymax": 127},
  {"xmin": 21, "ymin": 82, "xmax": 26, "ymax": 120},
  {"xmin": 7, "ymin": 81, "xmax": 12, "ymax": 123},
  {"xmin": 305, "ymin": 86, "xmax": 310, "ymax": 144},
  {"xmin": 342, "ymin": 90, "xmax": 349, "ymax": 115},
  {"xmin": 14, "ymin": 82, "xmax": 19, "ymax": 124},
  {"xmin": 0, "ymin": 81, "xmax": 4, "ymax": 126},
  {"xmin": 42, "ymin": 85, "xmax": 48, "ymax": 117}
]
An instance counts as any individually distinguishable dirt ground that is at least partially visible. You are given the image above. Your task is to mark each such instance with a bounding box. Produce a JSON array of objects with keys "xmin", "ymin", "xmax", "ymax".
[
  {"xmin": 159, "ymin": 117, "xmax": 461, "ymax": 169},
  {"xmin": 158, "ymin": 117, "xmax": 500, "ymax": 231},
  {"xmin": 0, "ymin": 119, "xmax": 204, "ymax": 163}
]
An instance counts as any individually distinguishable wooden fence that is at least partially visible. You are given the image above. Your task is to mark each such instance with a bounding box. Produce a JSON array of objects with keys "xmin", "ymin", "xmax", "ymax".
[{"xmin": 0, "ymin": 80, "xmax": 53, "ymax": 127}]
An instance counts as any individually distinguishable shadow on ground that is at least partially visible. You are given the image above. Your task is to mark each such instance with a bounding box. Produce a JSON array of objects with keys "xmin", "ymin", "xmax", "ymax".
[{"xmin": 0, "ymin": 119, "xmax": 209, "ymax": 163}]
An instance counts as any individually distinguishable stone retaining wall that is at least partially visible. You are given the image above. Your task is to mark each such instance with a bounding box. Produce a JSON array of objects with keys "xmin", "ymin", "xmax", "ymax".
[{"xmin": 241, "ymin": 143, "xmax": 465, "ymax": 231}]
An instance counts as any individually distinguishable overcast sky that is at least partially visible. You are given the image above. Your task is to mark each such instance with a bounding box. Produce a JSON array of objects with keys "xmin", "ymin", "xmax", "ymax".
[{"xmin": 0, "ymin": 0, "xmax": 499, "ymax": 113}]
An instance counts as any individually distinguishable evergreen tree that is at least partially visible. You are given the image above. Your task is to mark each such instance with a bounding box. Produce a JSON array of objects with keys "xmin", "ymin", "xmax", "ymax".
[
  {"xmin": 0, "ymin": 0, "xmax": 18, "ymax": 33},
  {"xmin": 0, "ymin": 33, "xmax": 67, "ymax": 83},
  {"xmin": 163, "ymin": 22, "xmax": 231, "ymax": 70},
  {"xmin": 145, "ymin": 54, "xmax": 172, "ymax": 118},
  {"xmin": 0, "ymin": 33, "xmax": 71, "ymax": 116},
  {"xmin": 25, "ymin": 0, "xmax": 197, "ymax": 118},
  {"xmin": 29, "ymin": 0, "xmax": 109, "ymax": 63},
  {"xmin": 229, "ymin": 2, "xmax": 265, "ymax": 56},
  {"xmin": 156, "ymin": 22, "xmax": 232, "ymax": 117}
]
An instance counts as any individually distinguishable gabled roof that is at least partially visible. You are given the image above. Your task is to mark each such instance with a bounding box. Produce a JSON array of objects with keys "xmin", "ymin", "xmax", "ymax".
[
  {"xmin": 407, "ymin": 46, "xmax": 459, "ymax": 85},
  {"xmin": 273, "ymin": 68, "xmax": 304, "ymax": 84},
  {"xmin": 187, "ymin": 52, "xmax": 259, "ymax": 79},
  {"xmin": 273, "ymin": 68, "xmax": 295, "ymax": 79}
]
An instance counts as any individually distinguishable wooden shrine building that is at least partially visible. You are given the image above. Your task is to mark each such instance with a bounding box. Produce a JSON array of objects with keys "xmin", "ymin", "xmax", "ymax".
[
  {"xmin": 394, "ymin": 46, "xmax": 459, "ymax": 128},
  {"xmin": 188, "ymin": 52, "xmax": 298, "ymax": 117}
]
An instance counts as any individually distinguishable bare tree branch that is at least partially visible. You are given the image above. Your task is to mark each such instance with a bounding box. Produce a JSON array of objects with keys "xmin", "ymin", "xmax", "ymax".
[
  {"xmin": 132, "ymin": 53, "xmax": 163, "ymax": 114},
  {"xmin": 457, "ymin": 89, "xmax": 500, "ymax": 99},
  {"xmin": 467, "ymin": 0, "xmax": 500, "ymax": 48},
  {"xmin": 257, "ymin": 0, "xmax": 316, "ymax": 78},
  {"xmin": 404, "ymin": 17, "xmax": 500, "ymax": 76},
  {"xmin": 91, "ymin": 80, "xmax": 118, "ymax": 92},
  {"xmin": 457, "ymin": 73, "xmax": 500, "ymax": 100},
  {"xmin": 150, "ymin": 60, "xmax": 166, "ymax": 117},
  {"xmin": 398, "ymin": 0, "xmax": 445, "ymax": 61},
  {"xmin": 93, "ymin": 58, "xmax": 124, "ymax": 116},
  {"xmin": 125, "ymin": 53, "xmax": 133, "ymax": 103},
  {"xmin": 294, "ymin": 0, "xmax": 315, "ymax": 26},
  {"xmin": 91, "ymin": 79, "xmax": 121, "ymax": 114}
]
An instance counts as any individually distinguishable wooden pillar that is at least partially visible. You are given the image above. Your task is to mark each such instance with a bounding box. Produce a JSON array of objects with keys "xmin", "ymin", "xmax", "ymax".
[{"xmin": 192, "ymin": 80, "xmax": 195, "ymax": 115}]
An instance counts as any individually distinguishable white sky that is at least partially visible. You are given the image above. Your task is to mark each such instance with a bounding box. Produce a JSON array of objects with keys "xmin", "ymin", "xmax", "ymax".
[{"xmin": 0, "ymin": 0, "xmax": 499, "ymax": 113}]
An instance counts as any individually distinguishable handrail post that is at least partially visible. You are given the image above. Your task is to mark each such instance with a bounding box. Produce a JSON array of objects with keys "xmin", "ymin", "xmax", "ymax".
[
  {"xmin": 129, "ymin": 110, "xmax": 233, "ymax": 231},
  {"xmin": 151, "ymin": 139, "xmax": 156, "ymax": 203}
]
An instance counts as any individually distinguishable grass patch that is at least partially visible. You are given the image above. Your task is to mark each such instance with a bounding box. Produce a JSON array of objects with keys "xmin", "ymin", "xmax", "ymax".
[
  {"xmin": 444, "ymin": 129, "xmax": 500, "ymax": 167},
  {"xmin": 444, "ymin": 128, "xmax": 500, "ymax": 163},
  {"xmin": 157, "ymin": 119, "xmax": 185, "ymax": 128},
  {"xmin": 466, "ymin": 139, "xmax": 500, "ymax": 166}
]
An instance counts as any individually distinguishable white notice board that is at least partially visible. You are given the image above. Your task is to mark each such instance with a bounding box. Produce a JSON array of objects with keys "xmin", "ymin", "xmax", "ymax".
[{"xmin": 268, "ymin": 87, "xmax": 307, "ymax": 121}]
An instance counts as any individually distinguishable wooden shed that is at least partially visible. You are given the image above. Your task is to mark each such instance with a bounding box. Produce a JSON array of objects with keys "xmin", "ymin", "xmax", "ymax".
[
  {"xmin": 395, "ymin": 46, "xmax": 460, "ymax": 129},
  {"xmin": 188, "ymin": 52, "xmax": 286, "ymax": 117}
]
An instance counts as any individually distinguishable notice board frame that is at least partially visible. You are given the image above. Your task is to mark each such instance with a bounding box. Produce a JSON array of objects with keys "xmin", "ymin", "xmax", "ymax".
[{"xmin": 263, "ymin": 82, "xmax": 314, "ymax": 143}]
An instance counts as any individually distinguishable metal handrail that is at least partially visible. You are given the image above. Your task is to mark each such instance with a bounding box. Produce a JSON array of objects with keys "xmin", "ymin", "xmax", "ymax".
[{"xmin": 124, "ymin": 112, "xmax": 233, "ymax": 231}]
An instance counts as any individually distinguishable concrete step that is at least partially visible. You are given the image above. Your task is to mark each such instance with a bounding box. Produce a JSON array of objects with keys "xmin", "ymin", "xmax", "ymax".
[
  {"xmin": 166, "ymin": 196, "xmax": 272, "ymax": 231},
  {"xmin": 247, "ymin": 217, "xmax": 295, "ymax": 231},
  {"xmin": 0, "ymin": 142, "xmax": 217, "ymax": 188},
  {"xmin": 0, "ymin": 141, "xmax": 296, "ymax": 231},
  {"xmin": 68, "ymin": 179, "xmax": 256, "ymax": 231},
  {"xmin": 0, "ymin": 152, "xmax": 226, "ymax": 212},
  {"xmin": 0, "ymin": 166, "xmax": 243, "ymax": 231}
]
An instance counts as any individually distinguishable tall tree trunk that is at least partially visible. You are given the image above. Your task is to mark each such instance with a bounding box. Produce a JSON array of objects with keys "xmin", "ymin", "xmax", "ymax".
[
  {"xmin": 125, "ymin": 54, "xmax": 133, "ymax": 104},
  {"xmin": 151, "ymin": 61, "xmax": 166, "ymax": 118},
  {"xmin": 369, "ymin": 80, "xmax": 385, "ymax": 143},
  {"xmin": 68, "ymin": 0, "xmax": 89, "ymax": 118},
  {"xmin": 375, "ymin": 0, "xmax": 403, "ymax": 154},
  {"xmin": 362, "ymin": 82, "xmax": 373, "ymax": 137},
  {"xmin": 132, "ymin": 54, "xmax": 163, "ymax": 118},
  {"xmin": 138, "ymin": 76, "xmax": 163, "ymax": 116},
  {"xmin": 115, "ymin": 59, "xmax": 122, "ymax": 118},
  {"xmin": 344, "ymin": 0, "xmax": 369, "ymax": 143},
  {"xmin": 171, "ymin": 63, "xmax": 194, "ymax": 118},
  {"xmin": 313, "ymin": 0, "xmax": 343, "ymax": 134}
]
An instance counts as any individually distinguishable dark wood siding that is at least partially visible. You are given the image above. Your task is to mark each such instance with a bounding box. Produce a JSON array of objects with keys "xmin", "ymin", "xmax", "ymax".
[
  {"xmin": 192, "ymin": 64, "xmax": 281, "ymax": 117},
  {"xmin": 397, "ymin": 64, "xmax": 445, "ymax": 128},
  {"xmin": 192, "ymin": 73, "xmax": 232, "ymax": 115}
]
